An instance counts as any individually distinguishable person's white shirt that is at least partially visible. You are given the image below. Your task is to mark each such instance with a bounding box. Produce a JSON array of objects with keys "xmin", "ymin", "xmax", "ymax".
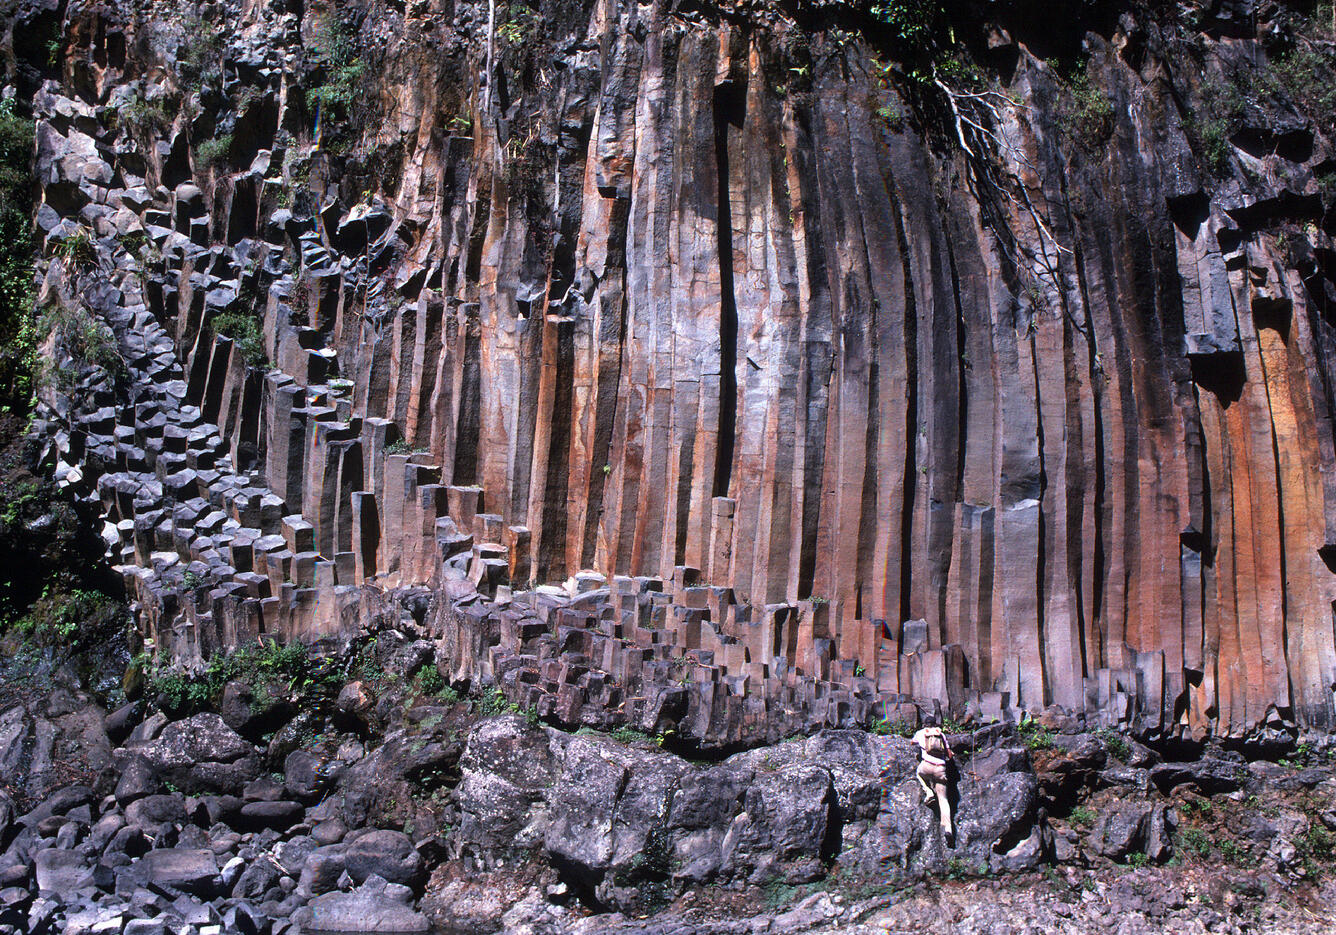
[{"xmin": 912, "ymin": 726, "xmax": 949, "ymax": 766}]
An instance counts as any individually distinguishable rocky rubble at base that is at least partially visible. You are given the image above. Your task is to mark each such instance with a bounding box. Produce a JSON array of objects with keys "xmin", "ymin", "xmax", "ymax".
[{"xmin": 0, "ymin": 629, "xmax": 1333, "ymax": 935}]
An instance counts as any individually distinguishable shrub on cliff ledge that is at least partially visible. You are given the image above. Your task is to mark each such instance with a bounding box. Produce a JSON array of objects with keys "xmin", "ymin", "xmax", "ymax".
[
  {"xmin": 305, "ymin": 13, "xmax": 365, "ymax": 136},
  {"xmin": 0, "ymin": 98, "xmax": 35, "ymax": 409},
  {"xmin": 1057, "ymin": 62, "xmax": 1115, "ymax": 149},
  {"xmin": 195, "ymin": 133, "xmax": 233, "ymax": 169},
  {"xmin": 36, "ymin": 300, "xmax": 125, "ymax": 393},
  {"xmin": 212, "ymin": 311, "xmax": 266, "ymax": 367}
]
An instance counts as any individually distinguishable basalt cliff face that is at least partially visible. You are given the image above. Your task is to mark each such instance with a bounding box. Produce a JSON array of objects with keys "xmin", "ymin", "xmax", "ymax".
[{"xmin": 11, "ymin": 0, "xmax": 1336, "ymax": 744}]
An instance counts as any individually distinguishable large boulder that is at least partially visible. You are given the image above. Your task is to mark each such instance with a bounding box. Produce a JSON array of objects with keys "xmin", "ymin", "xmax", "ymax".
[
  {"xmin": 718, "ymin": 764, "xmax": 836, "ymax": 884},
  {"xmin": 456, "ymin": 717, "xmax": 557, "ymax": 858},
  {"xmin": 421, "ymin": 862, "xmax": 540, "ymax": 935},
  {"xmin": 136, "ymin": 714, "xmax": 260, "ymax": 795},
  {"xmin": 220, "ymin": 681, "xmax": 293, "ymax": 740},
  {"xmin": 298, "ymin": 844, "xmax": 348, "ymax": 897},
  {"xmin": 543, "ymin": 735, "xmax": 689, "ymax": 910},
  {"xmin": 1150, "ymin": 755, "xmax": 1249, "ymax": 795},
  {"xmin": 666, "ymin": 762, "xmax": 751, "ymax": 884},
  {"xmin": 124, "ymin": 794, "xmax": 185, "ymax": 837},
  {"xmin": 136, "ymin": 847, "xmax": 221, "ymax": 896},
  {"xmin": 236, "ymin": 800, "xmax": 304, "ymax": 832},
  {"xmin": 33, "ymin": 849, "xmax": 88, "ymax": 892},
  {"xmin": 1034, "ymin": 734, "xmax": 1106, "ymax": 805},
  {"xmin": 113, "ymin": 754, "xmax": 158, "ymax": 805},
  {"xmin": 344, "ymin": 830, "xmax": 422, "ymax": 888},
  {"xmin": 141, "ymin": 714, "xmax": 253, "ymax": 766},
  {"xmin": 1088, "ymin": 803, "xmax": 1162, "ymax": 861},
  {"xmin": 299, "ymin": 879, "xmax": 430, "ymax": 934},
  {"xmin": 953, "ymin": 770, "xmax": 1045, "ymax": 873}
]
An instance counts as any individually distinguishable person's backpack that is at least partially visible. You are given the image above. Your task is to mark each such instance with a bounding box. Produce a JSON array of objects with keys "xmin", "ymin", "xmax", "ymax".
[{"xmin": 919, "ymin": 726, "xmax": 947, "ymax": 758}]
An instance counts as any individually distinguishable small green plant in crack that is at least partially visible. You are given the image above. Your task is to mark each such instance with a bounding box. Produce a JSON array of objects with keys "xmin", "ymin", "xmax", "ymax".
[
  {"xmin": 610, "ymin": 726, "xmax": 662, "ymax": 747},
  {"xmin": 870, "ymin": 0, "xmax": 939, "ymax": 50},
  {"xmin": 872, "ymin": 717, "xmax": 915, "ymax": 737},
  {"xmin": 37, "ymin": 301, "xmax": 125, "ymax": 391},
  {"xmin": 1181, "ymin": 795, "xmax": 1213, "ymax": 818},
  {"xmin": 1056, "ymin": 60, "xmax": 1115, "ymax": 149},
  {"xmin": 945, "ymin": 857, "xmax": 986, "ymax": 880},
  {"xmin": 1017, "ymin": 714, "xmax": 1054, "ymax": 750},
  {"xmin": 177, "ymin": 14, "xmax": 225, "ymax": 95},
  {"xmin": 1179, "ymin": 827, "xmax": 1212, "ymax": 859},
  {"xmin": 1069, "ymin": 806, "xmax": 1096, "ymax": 827},
  {"xmin": 212, "ymin": 311, "xmax": 266, "ymax": 367},
  {"xmin": 116, "ymin": 231, "xmax": 149, "ymax": 257},
  {"xmin": 876, "ymin": 103, "xmax": 905, "ymax": 133},
  {"xmin": 414, "ymin": 664, "xmax": 445, "ymax": 696},
  {"xmin": 0, "ymin": 97, "xmax": 37, "ymax": 409},
  {"xmin": 762, "ymin": 879, "xmax": 813, "ymax": 909},
  {"xmin": 53, "ymin": 227, "xmax": 98, "ymax": 272},
  {"xmin": 1095, "ymin": 728, "xmax": 1131, "ymax": 762},
  {"xmin": 306, "ymin": 13, "xmax": 365, "ymax": 131},
  {"xmin": 496, "ymin": 3, "xmax": 539, "ymax": 46},
  {"xmin": 119, "ymin": 93, "xmax": 173, "ymax": 138},
  {"xmin": 1297, "ymin": 824, "xmax": 1336, "ymax": 876},
  {"xmin": 196, "ymin": 134, "xmax": 233, "ymax": 170}
]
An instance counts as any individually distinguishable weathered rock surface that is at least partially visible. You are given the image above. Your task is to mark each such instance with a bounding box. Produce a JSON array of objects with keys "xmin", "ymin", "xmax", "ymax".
[
  {"xmin": 6, "ymin": 0, "xmax": 1336, "ymax": 928},
  {"xmin": 15, "ymin": 0, "xmax": 1336, "ymax": 750}
]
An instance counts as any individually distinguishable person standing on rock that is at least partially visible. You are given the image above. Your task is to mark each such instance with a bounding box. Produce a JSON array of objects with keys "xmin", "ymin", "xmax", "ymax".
[{"xmin": 912, "ymin": 717, "xmax": 955, "ymax": 845}]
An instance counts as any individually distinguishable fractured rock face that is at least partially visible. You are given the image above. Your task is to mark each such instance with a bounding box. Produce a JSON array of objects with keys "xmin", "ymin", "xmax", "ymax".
[{"xmin": 22, "ymin": 0, "xmax": 1336, "ymax": 747}]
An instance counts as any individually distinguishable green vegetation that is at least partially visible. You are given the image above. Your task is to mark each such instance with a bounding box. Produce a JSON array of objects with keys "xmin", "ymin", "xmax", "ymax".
[
  {"xmin": 177, "ymin": 14, "xmax": 224, "ymax": 96},
  {"xmin": 196, "ymin": 133, "xmax": 233, "ymax": 169},
  {"xmin": 0, "ymin": 99, "xmax": 36, "ymax": 410},
  {"xmin": 876, "ymin": 103, "xmax": 905, "ymax": 133},
  {"xmin": 870, "ymin": 0, "xmax": 939, "ymax": 48},
  {"xmin": 1057, "ymin": 61, "xmax": 1115, "ymax": 148},
  {"xmin": 1268, "ymin": 44, "xmax": 1336, "ymax": 127},
  {"xmin": 1069, "ymin": 806, "xmax": 1095, "ymax": 827},
  {"xmin": 610, "ymin": 726, "xmax": 662, "ymax": 746},
  {"xmin": 1190, "ymin": 33, "xmax": 1336, "ymax": 177},
  {"xmin": 1189, "ymin": 76, "xmax": 1239, "ymax": 176},
  {"xmin": 385, "ymin": 438, "xmax": 429, "ymax": 456},
  {"xmin": 118, "ymin": 93, "xmax": 173, "ymax": 140},
  {"xmin": 144, "ymin": 635, "xmax": 341, "ymax": 716},
  {"xmin": 944, "ymin": 856, "xmax": 989, "ymax": 880},
  {"xmin": 473, "ymin": 686, "xmax": 540, "ymax": 725},
  {"xmin": 1219, "ymin": 838, "xmax": 1246, "ymax": 863},
  {"xmin": 415, "ymin": 664, "xmax": 445, "ymax": 695},
  {"xmin": 873, "ymin": 717, "xmax": 915, "ymax": 737},
  {"xmin": 212, "ymin": 311, "xmax": 266, "ymax": 367},
  {"xmin": 1017, "ymin": 715, "xmax": 1054, "ymax": 751},
  {"xmin": 306, "ymin": 13, "xmax": 365, "ymax": 132},
  {"xmin": 496, "ymin": 8, "xmax": 536, "ymax": 46},
  {"xmin": 36, "ymin": 301, "xmax": 124, "ymax": 393},
  {"xmin": 53, "ymin": 227, "xmax": 98, "ymax": 272},
  {"xmin": 1095, "ymin": 728, "xmax": 1131, "ymax": 762},
  {"xmin": 762, "ymin": 878, "xmax": 815, "ymax": 909},
  {"xmin": 1182, "ymin": 796, "xmax": 1213, "ymax": 817},
  {"xmin": 12, "ymin": 585, "xmax": 115, "ymax": 644},
  {"xmin": 1298, "ymin": 824, "xmax": 1336, "ymax": 876},
  {"xmin": 1179, "ymin": 827, "xmax": 1212, "ymax": 858}
]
